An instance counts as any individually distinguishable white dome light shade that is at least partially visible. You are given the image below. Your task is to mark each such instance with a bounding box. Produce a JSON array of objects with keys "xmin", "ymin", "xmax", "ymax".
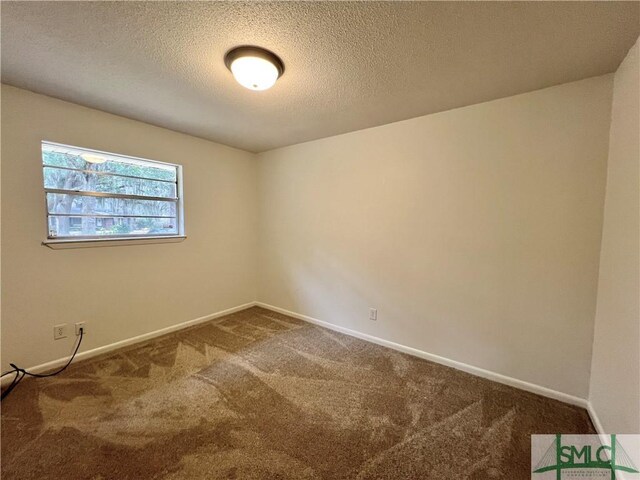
[
  {"xmin": 225, "ymin": 46, "xmax": 284, "ymax": 92},
  {"xmin": 81, "ymin": 153, "xmax": 107, "ymax": 164},
  {"xmin": 230, "ymin": 56, "xmax": 279, "ymax": 91}
]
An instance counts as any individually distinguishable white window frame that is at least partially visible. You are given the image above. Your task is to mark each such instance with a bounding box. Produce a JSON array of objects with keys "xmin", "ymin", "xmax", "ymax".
[{"xmin": 41, "ymin": 141, "xmax": 186, "ymax": 249}]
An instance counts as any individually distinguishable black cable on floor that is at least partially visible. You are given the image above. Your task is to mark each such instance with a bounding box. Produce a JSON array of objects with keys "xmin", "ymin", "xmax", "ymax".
[{"xmin": 1, "ymin": 328, "xmax": 84, "ymax": 401}]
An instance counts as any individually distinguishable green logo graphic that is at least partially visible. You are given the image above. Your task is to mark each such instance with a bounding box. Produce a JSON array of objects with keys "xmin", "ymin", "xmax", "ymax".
[{"xmin": 533, "ymin": 434, "xmax": 639, "ymax": 479}]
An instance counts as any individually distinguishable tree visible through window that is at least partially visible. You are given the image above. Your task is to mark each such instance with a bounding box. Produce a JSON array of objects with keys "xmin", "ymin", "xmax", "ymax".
[{"xmin": 42, "ymin": 142, "xmax": 183, "ymax": 239}]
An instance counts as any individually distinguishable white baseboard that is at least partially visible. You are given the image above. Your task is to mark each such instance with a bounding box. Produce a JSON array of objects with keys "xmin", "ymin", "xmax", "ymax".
[
  {"xmin": 1, "ymin": 302, "xmax": 257, "ymax": 387},
  {"xmin": 255, "ymin": 302, "xmax": 590, "ymax": 409},
  {"xmin": 3, "ymin": 300, "xmax": 593, "ymax": 415},
  {"xmin": 587, "ymin": 402, "xmax": 605, "ymax": 434}
]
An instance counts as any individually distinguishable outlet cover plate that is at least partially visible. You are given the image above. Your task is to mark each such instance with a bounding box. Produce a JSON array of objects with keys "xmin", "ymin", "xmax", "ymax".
[
  {"xmin": 54, "ymin": 324, "xmax": 68, "ymax": 340},
  {"xmin": 75, "ymin": 322, "xmax": 87, "ymax": 336}
]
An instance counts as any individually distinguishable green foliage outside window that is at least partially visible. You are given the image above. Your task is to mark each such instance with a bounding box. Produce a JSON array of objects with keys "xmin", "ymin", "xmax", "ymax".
[{"xmin": 42, "ymin": 149, "xmax": 179, "ymax": 237}]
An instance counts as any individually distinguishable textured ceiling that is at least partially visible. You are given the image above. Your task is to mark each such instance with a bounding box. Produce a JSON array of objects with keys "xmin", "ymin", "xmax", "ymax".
[{"xmin": 2, "ymin": 1, "xmax": 639, "ymax": 153}]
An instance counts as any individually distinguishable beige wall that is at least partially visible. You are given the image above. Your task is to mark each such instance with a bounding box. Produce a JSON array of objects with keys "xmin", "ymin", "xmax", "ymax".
[
  {"xmin": 1, "ymin": 85, "xmax": 258, "ymax": 370},
  {"xmin": 590, "ymin": 40, "xmax": 640, "ymax": 433},
  {"xmin": 257, "ymin": 76, "xmax": 613, "ymax": 399},
  {"xmin": 2, "ymin": 71, "xmax": 629, "ymax": 405}
]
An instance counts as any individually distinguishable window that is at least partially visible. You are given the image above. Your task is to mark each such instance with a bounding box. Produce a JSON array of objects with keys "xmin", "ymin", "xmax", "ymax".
[{"xmin": 41, "ymin": 141, "xmax": 184, "ymax": 245}]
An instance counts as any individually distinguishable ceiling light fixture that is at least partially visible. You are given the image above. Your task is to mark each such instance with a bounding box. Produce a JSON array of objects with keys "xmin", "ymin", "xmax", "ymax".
[
  {"xmin": 81, "ymin": 153, "xmax": 107, "ymax": 164},
  {"xmin": 224, "ymin": 46, "xmax": 284, "ymax": 91}
]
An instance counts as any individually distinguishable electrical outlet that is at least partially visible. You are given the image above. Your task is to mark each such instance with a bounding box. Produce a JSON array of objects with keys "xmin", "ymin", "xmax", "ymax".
[
  {"xmin": 369, "ymin": 308, "xmax": 377, "ymax": 321},
  {"xmin": 54, "ymin": 324, "xmax": 68, "ymax": 340},
  {"xmin": 75, "ymin": 322, "xmax": 87, "ymax": 336}
]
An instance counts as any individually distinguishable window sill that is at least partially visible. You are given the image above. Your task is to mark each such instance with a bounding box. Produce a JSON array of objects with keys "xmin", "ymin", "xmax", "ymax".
[{"xmin": 42, "ymin": 235, "xmax": 186, "ymax": 249}]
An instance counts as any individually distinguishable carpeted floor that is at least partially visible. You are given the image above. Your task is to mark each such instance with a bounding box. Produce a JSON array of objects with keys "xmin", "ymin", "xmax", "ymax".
[{"xmin": 1, "ymin": 306, "xmax": 594, "ymax": 479}]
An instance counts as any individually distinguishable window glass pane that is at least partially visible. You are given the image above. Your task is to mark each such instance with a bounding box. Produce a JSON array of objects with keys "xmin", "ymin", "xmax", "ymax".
[
  {"xmin": 48, "ymin": 216, "xmax": 178, "ymax": 237},
  {"xmin": 41, "ymin": 151, "xmax": 86, "ymax": 170},
  {"xmin": 42, "ymin": 142, "xmax": 183, "ymax": 240},
  {"xmin": 46, "ymin": 193, "xmax": 177, "ymax": 218},
  {"xmin": 42, "ymin": 148, "xmax": 176, "ymax": 181},
  {"xmin": 44, "ymin": 167, "xmax": 177, "ymax": 198}
]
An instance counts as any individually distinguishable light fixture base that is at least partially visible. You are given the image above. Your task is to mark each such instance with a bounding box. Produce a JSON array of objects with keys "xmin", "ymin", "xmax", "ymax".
[{"xmin": 224, "ymin": 46, "xmax": 285, "ymax": 79}]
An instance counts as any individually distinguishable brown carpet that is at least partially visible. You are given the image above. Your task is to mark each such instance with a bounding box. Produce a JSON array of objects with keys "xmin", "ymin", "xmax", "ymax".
[{"xmin": 1, "ymin": 306, "xmax": 594, "ymax": 479}]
